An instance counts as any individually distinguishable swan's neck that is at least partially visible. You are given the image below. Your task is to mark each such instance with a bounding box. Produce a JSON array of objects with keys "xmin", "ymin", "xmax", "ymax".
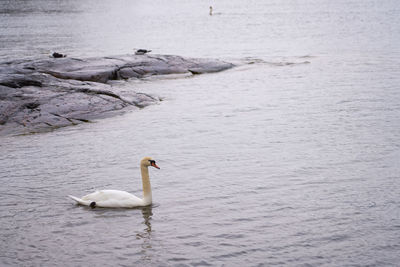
[{"xmin": 140, "ymin": 165, "xmax": 152, "ymax": 205}]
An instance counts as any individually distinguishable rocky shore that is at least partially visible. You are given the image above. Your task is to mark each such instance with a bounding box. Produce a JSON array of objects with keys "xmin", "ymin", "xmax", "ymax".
[{"xmin": 0, "ymin": 54, "xmax": 234, "ymax": 135}]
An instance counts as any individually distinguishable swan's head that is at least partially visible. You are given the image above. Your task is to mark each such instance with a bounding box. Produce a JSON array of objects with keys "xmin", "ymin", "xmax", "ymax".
[{"xmin": 141, "ymin": 157, "xmax": 160, "ymax": 169}]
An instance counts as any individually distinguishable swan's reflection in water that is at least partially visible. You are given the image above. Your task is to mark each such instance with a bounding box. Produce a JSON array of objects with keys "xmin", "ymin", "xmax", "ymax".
[
  {"xmin": 91, "ymin": 205, "xmax": 154, "ymax": 261},
  {"xmin": 137, "ymin": 206, "xmax": 152, "ymax": 240},
  {"xmin": 136, "ymin": 205, "xmax": 153, "ymax": 261}
]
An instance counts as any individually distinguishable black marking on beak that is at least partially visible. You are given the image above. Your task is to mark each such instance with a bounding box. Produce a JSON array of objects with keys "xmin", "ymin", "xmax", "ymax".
[{"xmin": 149, "ymin": 159, "xmax": 160, "ymax": 169}]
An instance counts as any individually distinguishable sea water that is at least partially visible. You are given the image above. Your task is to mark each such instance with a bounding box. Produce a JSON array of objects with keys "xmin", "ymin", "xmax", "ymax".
[{"xmin": 1, "ymin": 0, "xmax": 400, "ymax": 266}]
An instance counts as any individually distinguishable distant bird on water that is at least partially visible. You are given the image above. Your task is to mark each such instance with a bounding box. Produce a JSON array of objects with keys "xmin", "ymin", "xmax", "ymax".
[{"xmin": 135, "ymin": 49, "xmax": 152, "ymax": 55}]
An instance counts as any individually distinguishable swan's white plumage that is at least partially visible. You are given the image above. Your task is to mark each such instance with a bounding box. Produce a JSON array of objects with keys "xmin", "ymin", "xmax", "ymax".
[
  {"xmin": 68, "ymin": 157, "xmax": 159, "ymax": 208},
  {"xmin": 69, "ymin": 190, "xmax": 145, "ymax": 208}
]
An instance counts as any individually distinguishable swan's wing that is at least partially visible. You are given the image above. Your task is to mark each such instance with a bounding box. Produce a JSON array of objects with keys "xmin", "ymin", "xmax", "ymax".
[
  {"xmin": 81, "ymin": 190, "xmax": 139, "ymax": 201},
  {"xmin": 81, "ymin": 190, "xmax": 144, "ymax": 208}
]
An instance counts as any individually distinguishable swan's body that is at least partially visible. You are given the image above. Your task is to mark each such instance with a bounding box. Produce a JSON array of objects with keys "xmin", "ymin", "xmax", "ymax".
[
  {"xmin": 68, "ymin": 157, "xmax": 159, "ymax": 208},
  {"xmin": 69, "ymin": 189, "xmax": 146, "ymax": 208}
]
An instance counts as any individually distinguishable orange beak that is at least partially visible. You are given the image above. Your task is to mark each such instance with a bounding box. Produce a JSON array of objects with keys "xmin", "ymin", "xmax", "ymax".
[{"xmin": 151, "ymin": 162, "xmax": 160, "ymax": 169}]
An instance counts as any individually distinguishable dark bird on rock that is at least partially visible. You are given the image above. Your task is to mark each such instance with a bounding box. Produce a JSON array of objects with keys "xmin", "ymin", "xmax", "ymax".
[
  {"xmin": 52, "ymin": 52, "xmax": 67, "ymax": 58},
  {"xmin": 135, "ymin": 49, "xmax": 152, "ymax": 55}
]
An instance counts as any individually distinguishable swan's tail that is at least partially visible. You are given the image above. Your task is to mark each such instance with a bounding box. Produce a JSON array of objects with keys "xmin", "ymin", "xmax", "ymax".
[{"xmin": 68, "ymin": 195, "xmax": 91, "ymax": 206}]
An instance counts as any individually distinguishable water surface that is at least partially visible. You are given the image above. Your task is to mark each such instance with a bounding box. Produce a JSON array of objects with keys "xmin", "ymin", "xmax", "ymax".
[{"xmin": 1, "ymin": 0, "xmax": 400, "ymax": 266}]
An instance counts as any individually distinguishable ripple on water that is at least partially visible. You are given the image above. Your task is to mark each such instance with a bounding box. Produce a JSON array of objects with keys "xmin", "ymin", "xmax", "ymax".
[
  {"xmin": 212, "ymin": 233, "xmax": 246, "ymax": 239},
  {"xmin": 183, "ymin": 241, "xmax": 203, "ymax": 247},
  {"xmin": 191, "ymin": 260, "xmax": 213, "ymax": 266},
  {"xmin": 63, "ymin": 221, "xmax": 91, "ymax": 228}
]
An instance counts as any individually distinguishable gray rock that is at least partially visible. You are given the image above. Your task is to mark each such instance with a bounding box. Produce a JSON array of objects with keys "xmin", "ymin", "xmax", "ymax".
[{"xmin": 0, "ymin": 54, "xmax": 234, "ymax": 135}]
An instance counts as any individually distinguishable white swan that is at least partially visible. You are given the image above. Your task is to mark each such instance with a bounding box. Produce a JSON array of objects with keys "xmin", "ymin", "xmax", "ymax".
[{"xmin": 68, "ymin": 157, "xmax": 160, "ymax": 208}]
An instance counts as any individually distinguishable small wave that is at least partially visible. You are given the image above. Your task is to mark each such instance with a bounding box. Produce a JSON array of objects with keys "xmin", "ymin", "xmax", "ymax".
[
  {"xmin": 191, "ymin": 260, "xmax": 212, "ymax": 266},
  {"xmin": 242, "ymin": 57, "xmax": 266, "ymax": 64},
  {"xmin": 213, "ymin": 233, "xmax": 245, "ymax": 239},
  {"xmin": 63, "ymin": 221, "xmax": 90, "ymax": 228},
  {"xmin": 212, "ymin": 248, "xmax": 265, "ymax": 260},
  {"xmin": 270, "ymin": 206, "xmax": 296, "ymax": 212},
  {"xmin": 183, "ymin": 241, "xmax": 203, "ymax": 247},
  {"xmin": 176, "ymin": 233, "xmax": 203, "ymax": 239},
  {"xmin": 298, "ymin": 55, "xmax": 316, "ymax": 59},
  {"xmin": 266, "ymin": 61, "xmax": 310, "ymax": 67},
  {"xmin": 240, "ymin": 57, "xmax": 311, "ymax": 67},
  {"xmin": 232, "ymin": 217, "xmax": 254, "ymax": 222},
  {"xmin": 168, "ymin": 257, "xmax": 189, "ymax": 262}
]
